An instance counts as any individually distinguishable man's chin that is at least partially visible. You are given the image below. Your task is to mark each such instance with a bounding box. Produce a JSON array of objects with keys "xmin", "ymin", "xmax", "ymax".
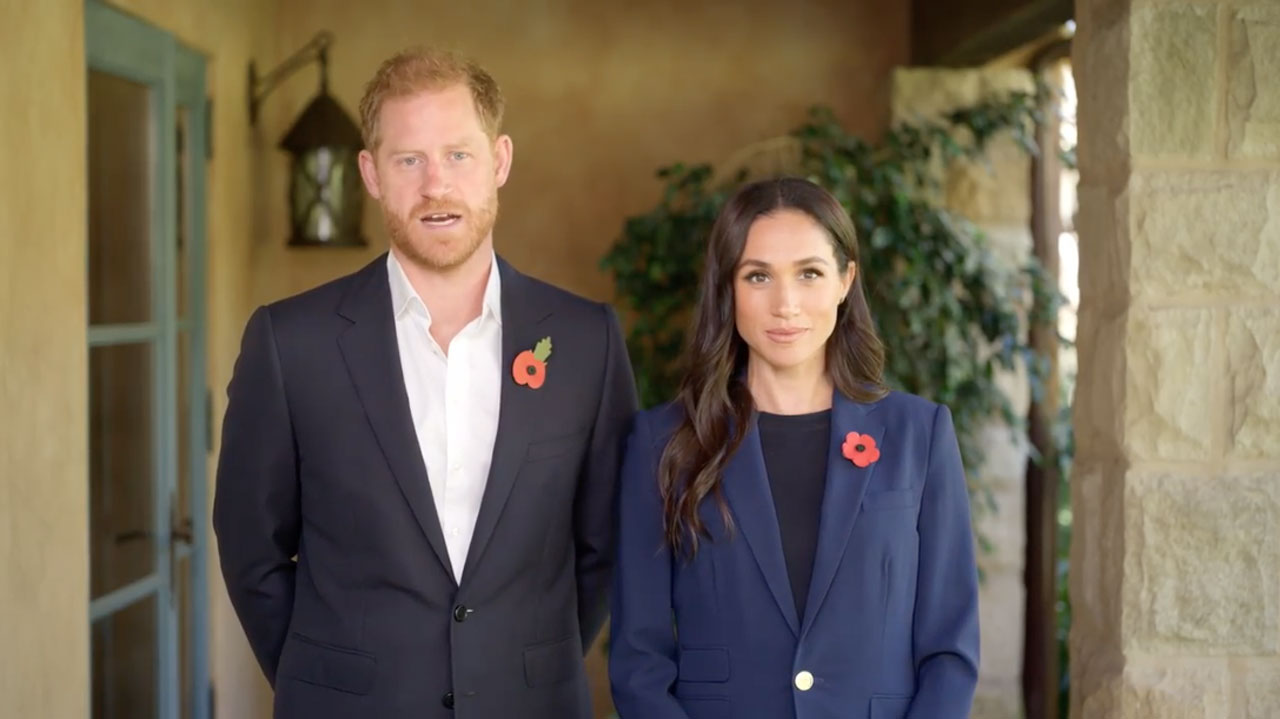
[{"xmin": 395, "ymin": 235, "xmax": 485, "ymax": 271}]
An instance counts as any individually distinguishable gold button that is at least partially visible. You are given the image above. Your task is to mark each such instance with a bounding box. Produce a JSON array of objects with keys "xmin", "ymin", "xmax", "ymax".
[{"xmin": 794, "ymin": 670, "xmax": 814, "ymax": 691}]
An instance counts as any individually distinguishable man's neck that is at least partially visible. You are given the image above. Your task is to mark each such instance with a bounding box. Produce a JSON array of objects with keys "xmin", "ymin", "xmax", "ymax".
[{"xmin": 393, "ymin": 240, "xmax": 494, "ymax": 353}]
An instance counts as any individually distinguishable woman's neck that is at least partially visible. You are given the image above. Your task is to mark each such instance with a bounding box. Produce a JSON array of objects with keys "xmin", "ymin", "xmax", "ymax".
[{"xmin": 746, "ymin": 356, "xmax": 833, "ymax": 415}]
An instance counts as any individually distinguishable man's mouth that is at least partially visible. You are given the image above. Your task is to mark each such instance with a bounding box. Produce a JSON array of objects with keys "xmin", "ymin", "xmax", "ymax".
[{"xmin": 419, "ymin": 212, "xmax": 462, "ymax": 227}]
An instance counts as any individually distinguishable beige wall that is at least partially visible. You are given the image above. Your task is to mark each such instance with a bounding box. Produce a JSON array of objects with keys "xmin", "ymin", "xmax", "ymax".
[
  {"xmin": 253, "ymin": 0, "xmax": 911, "ymax": 307},
  {"xmin": 0, "ymin": 0, "xmax": 89, "ymax": 716}
]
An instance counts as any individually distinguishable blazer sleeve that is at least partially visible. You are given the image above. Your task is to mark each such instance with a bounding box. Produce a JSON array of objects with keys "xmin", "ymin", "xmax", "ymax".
[
  {"xmin": 907, "ymin": 403, "xmax": 981, "ymax": 718},
  {"xmin": 608, "ymin": 413, "xmax": 691, "ymax": 719},
  {"xmin": 211, "ymin": 305, "xmax": 300, "ymax": 687},
  {"xmin": 573, "ymin": 302, "xmax": 639, "ymax": 650}
]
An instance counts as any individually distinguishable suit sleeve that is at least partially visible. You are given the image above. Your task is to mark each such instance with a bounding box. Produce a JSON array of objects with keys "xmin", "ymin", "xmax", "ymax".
[
  {"xmin": 211, "ymin": 305, "xmax": 300, "ymax": 687},
  {"xmin": 608, "ymin": 413, "xmax": 690, "ymax": 719},
  {"xmin": 907, "ymin": 403, "xmax": 981, "ymax": 718},
  {"xmin": 573, "ymin": 303, "xmax": 639, "ymax": 649}
]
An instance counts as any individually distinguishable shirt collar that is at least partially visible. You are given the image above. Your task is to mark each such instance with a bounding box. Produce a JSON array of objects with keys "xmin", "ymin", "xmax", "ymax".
[{"xmin": 386, "ymin": 250, "xmax": 503, "ymax": 327}]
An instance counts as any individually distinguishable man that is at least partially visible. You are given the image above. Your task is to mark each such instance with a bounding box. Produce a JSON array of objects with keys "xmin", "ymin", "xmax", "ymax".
[{"xmin": 213, "ymin": 47, "xmax": 637, "ymax": 718}]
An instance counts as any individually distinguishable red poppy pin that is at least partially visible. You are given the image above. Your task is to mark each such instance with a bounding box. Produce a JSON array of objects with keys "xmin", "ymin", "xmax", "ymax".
[
  {"xmin": 842, "ymin": 431, "xmax": 880, "ymax": 468},
  {"xmin": 512, "ymin": 337, "xmax": 552, "ymax": 389}
]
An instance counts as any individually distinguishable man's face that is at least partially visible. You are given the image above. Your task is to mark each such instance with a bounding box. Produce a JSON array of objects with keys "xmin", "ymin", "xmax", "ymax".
[{"xmin": 358, "ymin": 83, "xmax": 513, "ymax": 271}]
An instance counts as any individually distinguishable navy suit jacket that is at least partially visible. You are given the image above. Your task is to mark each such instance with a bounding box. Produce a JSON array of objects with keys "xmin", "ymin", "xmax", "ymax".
[
  {"xmin": 213, "ymin": 254, "xmax": 637, "ymax": 718},
  {"xmin": 609, "ymin": 390, "xmax": 979, "ymax": 719}
]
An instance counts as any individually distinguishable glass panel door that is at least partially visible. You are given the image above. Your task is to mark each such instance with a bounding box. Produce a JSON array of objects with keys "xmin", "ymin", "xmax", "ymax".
[{"xmin": 86, "ymin": 3, "xmax": 209, "ymax": 718}]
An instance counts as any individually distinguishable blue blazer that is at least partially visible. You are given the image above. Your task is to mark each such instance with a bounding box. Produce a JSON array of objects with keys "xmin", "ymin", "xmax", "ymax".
[{"xmin": 609, "ymin": 390, "xmax": 979, "ymax": 719}]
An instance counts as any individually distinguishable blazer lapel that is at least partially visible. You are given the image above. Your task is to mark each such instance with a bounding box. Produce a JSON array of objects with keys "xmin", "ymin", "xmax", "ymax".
[
  {"xmin": 460, "ymin": 258, "xmax": 552, "ymax": 584},
  {"xmin": 800, "ymin": 391, "xmax": 884, "ymax": 637},
  {"xmin": 336, "ymin": 256, "xmax": 455, "ymax": 581},
  {"xmin": 723, "ymin": 419, "xmax": 801, "ymax": 637}
]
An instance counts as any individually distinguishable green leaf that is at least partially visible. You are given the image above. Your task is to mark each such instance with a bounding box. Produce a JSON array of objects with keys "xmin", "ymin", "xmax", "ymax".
[{"xmin": 533, "ymin": 337, "xmax": 552, "ymax": 363}]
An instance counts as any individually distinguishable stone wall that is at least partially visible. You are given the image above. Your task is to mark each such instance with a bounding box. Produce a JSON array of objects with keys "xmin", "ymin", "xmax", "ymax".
[{"xmin": 1071, "ymin": 0, "xmax": 1280, "ymax": 716}]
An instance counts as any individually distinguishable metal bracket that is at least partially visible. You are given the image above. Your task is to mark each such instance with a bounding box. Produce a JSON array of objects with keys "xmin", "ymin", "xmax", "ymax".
[{"xmin": 248, "ymin": 31, "xmax": 334, "ymax": 125}]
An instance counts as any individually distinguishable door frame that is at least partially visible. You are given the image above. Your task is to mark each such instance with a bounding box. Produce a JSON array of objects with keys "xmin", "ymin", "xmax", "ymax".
[{"xmin": 84, "ymin": 2, "xmax": 209, "ymax": 717}]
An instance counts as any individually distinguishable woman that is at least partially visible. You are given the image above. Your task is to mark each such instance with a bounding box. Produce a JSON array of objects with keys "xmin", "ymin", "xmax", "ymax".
[{"xmin": 609, "ymin": 178, "xmax": 979, "ymax": 719}]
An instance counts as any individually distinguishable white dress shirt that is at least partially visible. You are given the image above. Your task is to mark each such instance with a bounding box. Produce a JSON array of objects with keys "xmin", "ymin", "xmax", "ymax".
[{"xmin": 387, "ymin": 251, "xmax": 503, "ymax": 582}]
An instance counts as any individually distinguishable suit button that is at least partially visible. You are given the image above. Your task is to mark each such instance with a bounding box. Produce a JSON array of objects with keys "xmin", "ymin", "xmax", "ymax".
[
  {"xmin": 442, "ymin": 691, "xmax": 454, "ymax": 708},
  {"xmin": 794, "ymin": 670, "xmax": 814, "ymax": 691},
  {"xmin": 453, "ymin": 604, "xmax": 471, "ymax": 622}
]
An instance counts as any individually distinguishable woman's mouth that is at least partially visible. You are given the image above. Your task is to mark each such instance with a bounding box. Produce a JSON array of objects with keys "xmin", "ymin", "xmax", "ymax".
[{"xmin": 765, "ymin": 328, "xmax": 808, "ymax": 343}]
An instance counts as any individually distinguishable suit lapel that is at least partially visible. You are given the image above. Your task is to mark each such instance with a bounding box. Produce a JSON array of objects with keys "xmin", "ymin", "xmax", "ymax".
[
  {"xmin": 336, "ymin": 256, "xmax": 454, "ymax": 581},
  {"xmin": 460, "ymin": 258, "xmax": 552, "ymax": 584},
  {"xmin": 723, "ymin": 419, "xmax": 801, "ymax": 637},
  {"xmin": 800, "ymin": 391, "xmax": 884, "ymax": 637}
]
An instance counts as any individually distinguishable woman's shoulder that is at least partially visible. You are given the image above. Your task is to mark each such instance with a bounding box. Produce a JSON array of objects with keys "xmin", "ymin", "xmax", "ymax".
[
  {"xmin": 857, "ymin": 389, "xmax": 950, "ymax": 425},
  {"xmin": 850, "ymin": 391, "xmax": 955, "ymax": 457}
]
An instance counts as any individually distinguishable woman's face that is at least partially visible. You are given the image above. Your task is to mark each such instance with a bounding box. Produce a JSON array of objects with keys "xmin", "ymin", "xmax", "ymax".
[{"xmin": 733, "ymin": 208, "xmax": 855, "ymax": 378}]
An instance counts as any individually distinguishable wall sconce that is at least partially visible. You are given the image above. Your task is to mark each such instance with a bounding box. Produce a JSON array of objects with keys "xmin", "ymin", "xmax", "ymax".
[{"xmin": 250, "ymin": 32, "xmax": 366, "ymax": 247}]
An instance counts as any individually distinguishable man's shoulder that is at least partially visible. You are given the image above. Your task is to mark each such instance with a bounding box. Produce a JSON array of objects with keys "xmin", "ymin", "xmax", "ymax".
[
  {"xmin": 507, "ymin": 264, "xmax": 607, "ymax": 316},
  {"xmin": 500, "ymin": 259, "xmax": 618, "ymax": 331}
]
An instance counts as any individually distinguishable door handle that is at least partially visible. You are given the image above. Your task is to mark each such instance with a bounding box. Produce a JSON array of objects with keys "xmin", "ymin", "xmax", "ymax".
[
  {"xmin": 112, "ymin": 517, "xmax": 193, "ymax": 545},
  {"xmin": 171, "ymin": 516, "xmax": 194, "ymax": 545},
  {"xmin": 113, "ymin": 529, "xmax": 152, "ymax": 544}
]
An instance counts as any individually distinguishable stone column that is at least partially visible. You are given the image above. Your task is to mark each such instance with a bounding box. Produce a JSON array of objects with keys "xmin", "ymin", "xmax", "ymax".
[{"xmin": 1071, "ymin": 1, "xmax": 1280, "ymax": 716}]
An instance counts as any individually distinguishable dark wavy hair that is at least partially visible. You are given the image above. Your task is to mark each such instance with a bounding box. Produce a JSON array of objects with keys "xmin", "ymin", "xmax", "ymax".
[{"xmin": 659, "ymin": 177, "xmax": 888, "ymax": 557}]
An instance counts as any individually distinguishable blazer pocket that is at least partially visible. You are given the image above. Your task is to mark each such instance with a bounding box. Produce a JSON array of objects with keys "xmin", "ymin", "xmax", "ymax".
[
  {"xmin": 868, "ymin": 693, "xmax": 912, "ymax": 719},
  {"xmin": 862, "ymin": 488, "xmax": 917, "ymax": 511},
  {"xmin": 278, "ymin": 632, "xmax": 376, "ymax": 695},
  {"xmin": 523, "ymin": 635, "xmax": 580, "ymax": 688},
  {"xmin": 681, "ymin": 697, "xmax": 732, "ymax": 719},
  {"xmin": 677, "ymin": 647, "xmax": 731, "ymax": 683},
  {"xmin": 525, "ymin": 429, "xmax": 589, "ymax": 462}
]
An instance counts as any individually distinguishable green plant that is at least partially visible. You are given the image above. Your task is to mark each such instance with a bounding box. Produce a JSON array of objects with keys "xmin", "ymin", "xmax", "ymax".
[{"xmin": 601, "ymin": 92, "xmax": 1060, "ymax": 505}]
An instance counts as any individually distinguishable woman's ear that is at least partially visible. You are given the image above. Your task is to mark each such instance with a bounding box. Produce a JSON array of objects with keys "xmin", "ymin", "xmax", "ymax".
[{"xmin": 841, "ymin": 261, "xmax": 857, "ymax": 299}]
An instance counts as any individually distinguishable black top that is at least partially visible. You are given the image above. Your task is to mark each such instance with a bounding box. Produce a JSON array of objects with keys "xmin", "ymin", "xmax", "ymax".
[{"xmin": 758, "ymin": 409, "xmax": 831, "ymax": 622}]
